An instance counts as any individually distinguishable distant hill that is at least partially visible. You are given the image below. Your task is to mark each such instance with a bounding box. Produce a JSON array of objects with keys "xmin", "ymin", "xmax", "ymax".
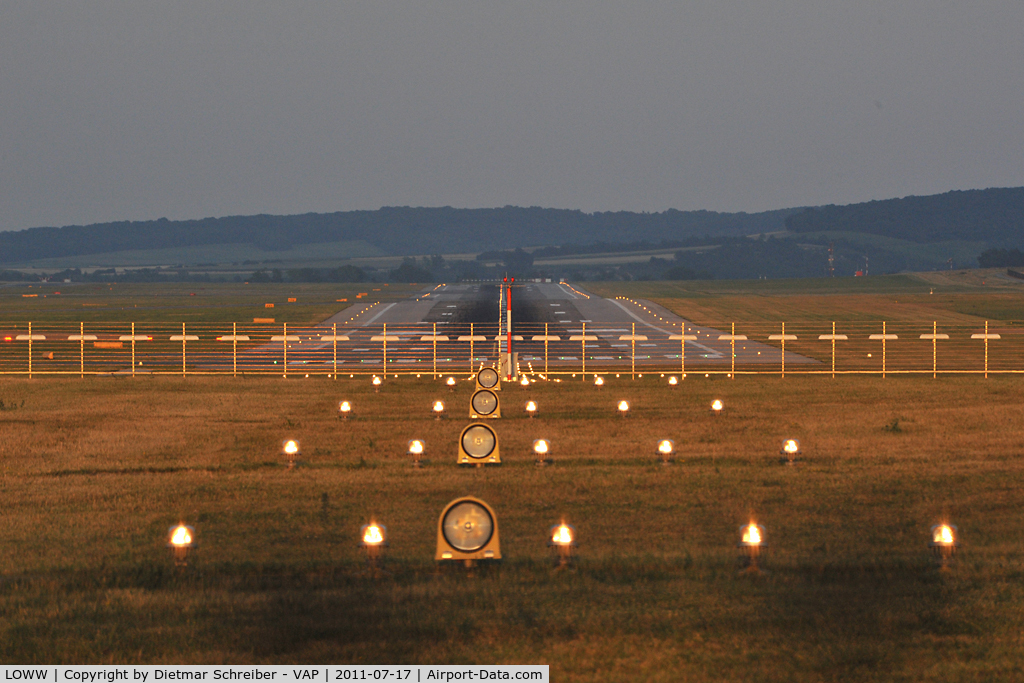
[
  {"xmin": 0, "ymin": 206, "xmax": 793, "ymax": 265},
  {"xmin": 785, "ymin": 187, "xmax": 1024, "ymax": 243}
]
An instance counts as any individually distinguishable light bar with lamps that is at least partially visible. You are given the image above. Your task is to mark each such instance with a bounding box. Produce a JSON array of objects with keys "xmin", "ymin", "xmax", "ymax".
[{"xmin": 436, "ymin": 497, "xmax": 501, "ymax": 567}]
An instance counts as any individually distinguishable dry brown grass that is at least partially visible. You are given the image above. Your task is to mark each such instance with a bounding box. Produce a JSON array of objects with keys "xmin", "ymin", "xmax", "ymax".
[{"xmin": 1, "ymin": 374, "xmax": 1023, "ymax": 679}]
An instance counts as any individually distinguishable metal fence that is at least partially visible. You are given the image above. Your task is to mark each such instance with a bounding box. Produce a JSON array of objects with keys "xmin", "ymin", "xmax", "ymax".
[{"xmin": 0, "ymin": 320, "xmax": 1021, "ymax": 377}]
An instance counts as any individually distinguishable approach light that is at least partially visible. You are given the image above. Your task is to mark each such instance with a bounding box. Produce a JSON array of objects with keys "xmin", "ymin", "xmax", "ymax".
[
  {"xmin": 476, "ymin": 367, "xmax": 501, "ymax": 391},
  {"xmin": 617, "ymin": 400, "xmax": 630, "ymax": 416},
  {"xmin": 470, "ymin": 389, "xmax": 501, "ymax": 418},
  {"xmin": 282, "ymin": 439, "xmax": 300, "ymax": 468},
  {"xmin": 520, "ymin": 375, "xmax": 530, "ymax": 387},
  {"xmin": 436, "ymin": 497, "xmax": 501, "ymax": 566},
  {"xmin": 458, "ymin": 423, "xmax": 501, "ymax": 466},
  {"xmin": 372, "ymin": 375, "xmax": 382, "ymax": 392},
  {"xmin": 657, "ymin": 439, "xmax": 675, "ymax": 465},
  {"xmin": 409, "ymin": 439, "xmax": 425, "ymax": 467},
  {"xmin": 359, "ymin": 522, "xmax": 388, "ymax": 570},
  {"xmin": 711, "ymin": 399, "xmax": 723, "ymax": 414},
  {"xmin": 446, "ymin": 376, "xmax": 457, "ymax": 391},
  {"xmin": 781, "ymin": 438, "xmax": 801, "ymax": 464},
  {"xmin": 534, "ymin": 438, "xmax": 552, "ymax": 466},
  {"xmin": 548, "ymin": 522, "xmax": 578, "ymax": 566},
  {"xmin": 737, "ymin": 522, "xmax": 766, "ymax": 572},
  {"xmin": 668, "ymin": 376, "xmax": 678, "ymax": 387},
  {"xmin": 432, "ymin": 400, "xmax": 446, "ymax": 419},
  {"xmin": 167, "ymin": 523, "xmax": 196, "ymax": 566},
  {"xmin": 594, "ymin": 376, "xmax": 604, "ymax": 388},
  {"xmin": 526, "ymin": 400, "xmax": 537, "ymax": 417},
  {"xmin": 929, "ymin": 523, "xmax": 960, "ymax": 568},
  {"xmin": 339, "ymin": 400, "xmax": 352, "ymax": 419}
]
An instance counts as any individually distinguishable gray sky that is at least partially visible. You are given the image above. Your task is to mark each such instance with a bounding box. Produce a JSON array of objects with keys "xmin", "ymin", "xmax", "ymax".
[{"xmin": 2, "ymin": 1, "xmax": 1022, "ymax": 232}]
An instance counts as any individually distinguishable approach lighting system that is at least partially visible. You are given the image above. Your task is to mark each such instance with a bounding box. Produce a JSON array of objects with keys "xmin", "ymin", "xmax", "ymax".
[
  {"xmin": 470, "ymin": 389, "xmax": 501, "ymax": 418},
  {"xmin": 617, "ymin": 400, "xmax": 630, "ymax": 416},
  {"xmin": 533, "ymin": 438, "xmax": 552, "ymax": 466},
  {"xmin": 929, "ymin": 523, "xmax": 960, "ymax": 567},
  {"xmin": 594, "ymin": 376, "xmax": 604, "ymax": 388},
  {"xmin": 657, "ymin": 439, "xmax": 675, "ymax": 465},
  {"xmin": 668, "ymin": 376, "xmax": 678, "ymax": 387},
  {"xmin": 520, "ymin": 375, "xmax": 530, "ymax": 387},
  {"xmin": 338, "ymin": 401, "xmax": 352, "ymax": 419},
  {"xmin": 548, "ymin": 522, "xmax": 578, "ymax": 566},
  {"xmin": 282, "ymin": 439, "xmax": 300, "ymax": 468},
  {"xmin": 737, "ymin": 522, "xmax": 766, "ymax": 571},
  {"xmin": 446, "ymin": 376, "xmax": 457, "ymax": 391},
  {"xmin": 359, "ymin": 522, "xmax": 388, "ymax": 570},
  {"xmin": 372, "ymin": 375, "xmax": 382, "ymax": 392},
  {"xmin": 476, "ymin": 367, "xmax": 501, "ymax": 391},
  {"xmin": 458, "ymin": 423, "xmax": 501, "ymax": 466},
  {"xmin": 167, "ymin": 523, "xmax": 195, "ymax": 566},
  {"xmin": 432, "ymin": 400, "xmax": 446, "ymax": 419},
  {"xmin": 711, "ymin": 399, "xmax": 723, "ymax": 414},
  {"xmin": 409, "ymin": 439, "xmax": 425, "ymax": 467},
  {"xmin": 436, "ymin": 497, "xmax": 501, "ymax": 565},
  {"xmin": 525, "ymin": 400, "xmax": 537, "ymax": 417},
  {"xmin": 781, "ymin": 438, "xmax": 801, "ymax": 464}
]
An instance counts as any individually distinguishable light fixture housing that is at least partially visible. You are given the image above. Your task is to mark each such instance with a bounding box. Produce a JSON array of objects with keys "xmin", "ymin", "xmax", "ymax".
[
  {"xmin": 520, "ymin": 375, "xmax": 530, "ymax": 387},
  {"xmin": 436, "ymin": 497, "xmax": 501, "ymax": 564},
  {"xmin": 548, "ymin": 522, "xmax": 577, "ymax": 566},
  {"xmin": 617, "ymin": 400, "xmax": 630, "ymax": 416},
  {"xmin": 737, "ymin": 522, "xmax": 766, "ymax": 571},
  {"xmin": 458, "ymin": 423, "xmax": 501, "ymax": 466},
  {"xmin": 282, "ymin": 439, "xmax": 301, "ymax": 468},
  {"xmin": 657, "ymin": 439, "xmax": 675, "ymax": 465},
  {"xmin": 446, "ymin": 376, "xmax": 457, "ymax": 391},
  {"xmin": 929, "ymin": 523, "xmax": 960, "ymax": 567},
  {"xmin": 338, "ymin": 400, "xmax": 352, "ymax": 419},
  {"xmin": 711, "ymin": 399, "xmax": 723, "ymax": 414},
  {"xmin": 668, "ymin": 376, "xmax": 678, "ymax": 387},
  {"xmin": 534, "ymin": 438, "xmax": 552, "ymax": 466},
  {"xmin": 476, "ymin": 367, "xmax": 501, "ymax": 392},
  {"xmin": 408, "ymin": 439, "xmax": 425, "ymax": 466},
  {"xmin": 525, "ymin": 400, "xmax": 537, "ymax": 417},
  {"xmin": 781, "ymin": 438, "xmax": 801, "ymax": 464},
  {"xmin": 594, "ymin": 376, "xmax": 604, "ymax": 388},
  {"xmin": 167, "ymin": 523, "xmax": 196, "ymax": 566},
  {"xmin": 359, "ymin": 522, "xmax": 388, "ymax": 569},
  {"xmin": 470, "ymin": 389, "xmax": 501, "ymax": 418},
  {"xmin": 372, "ymin": 375, "xmax": 382, "ymax": 392},
  {"xmin": 432, "ymin": 400, "xmax": 446, "ymax": 419}
]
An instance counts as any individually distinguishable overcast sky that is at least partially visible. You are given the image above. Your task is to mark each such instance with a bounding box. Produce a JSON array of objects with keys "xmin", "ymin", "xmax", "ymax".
[{"xmin": 1, "ymin": 1, "xmax": 1022, "ymax": 232}]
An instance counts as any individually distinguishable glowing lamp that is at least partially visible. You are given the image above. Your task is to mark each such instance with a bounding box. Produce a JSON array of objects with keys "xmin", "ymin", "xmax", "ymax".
[
  {"xmin": 594, "ymin": 376, "xmax": 604, "ymax": 388},
  {"xmin": 711, "ymin": 399, "xmax": 723, "ymax": 414},
  {"xmin": 668, "ymin": 376, "xmax": 678, "ymax": 387},
  {"xmin": 432, "ymin": 400, "xmax": 446, "ymax": 419},
  {"xmin": 359, "ymin": 522, "xmax": 389, "ymax": 569},
  {"xmin": 657, "ymin": 439, "xmax": 675, "ymax": 465},
  {"xmin": 526, "ymin": 400, "xmax": 537, "ymax": 417},
  {"xmin": 548, "ymin": 522, "xmax": 578, "ymax": 566},
  {"xmin": 534, "ymin": 438, "xmax": 552, "ymax": 466},
  {"xmin": 338, "ymin": 400, "xmax": 352, "ymax": 419},
  {"xmin": 372, "ymin": 375, "xmax": 382, "ymax": 392},
  {"xmin": 929, "ymin": 523, "xmax": 960, "ymax": 567},
  {"xmin": 446, "ymin": 376, "xmax": 457, "ymax": 391},
  {"xmin": 781, "ymin": 438, "xmax": 801, "ymax": 464},
  {"xmin": 617, "ymin": 400, "xmax": 630, "ymax": 416},
  {"xmin": 167, "ymin": 523, "xmax": 195, "ymax": 566},
  {"xmin": 282, "ymin": 439, "xmax": 300, "ymax": 468},
  {"xmin": 409, "ymin": 439, "xmax": 425, "ymax": 467},
  {"xmin": 737, "ymin": 522, "xmax": 766, "ymax": 571},
  {"xmin": 520, "ymin": 375, "xmax": 530, "ymax": 387}
]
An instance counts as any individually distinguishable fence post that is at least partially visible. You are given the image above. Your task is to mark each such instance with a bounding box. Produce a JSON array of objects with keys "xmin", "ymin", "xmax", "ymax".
[
  {"xmin": 283, "ymin": 322, "xmax": 288, "ymax": 378},
  {"xmin": 469, "ymin": 323, "xmax": 474, "ymax": 373},
  {"xmin": 730, "ymin": 322, "xmax": 736, "ymax": 379},
  {"xmin": 131, "ymin": 322, "xmax": 136, "ymax": 379},
  {"xmin": 80, "ymin": 322, "xmax": 85, "ymax": 378},
  {"xmin": 631, "ymin": 322, "xmax": 636, "ymax": 379},
  {"xmin": 383, "ymin": 322, "xmax": 387, "ymax": 375},
  {"xmin": 984, "ymin": 320, "xmax": 989, "ymax": 379},
  {"xmin": 233, "ymin": 322, "xmax": 237, "ymax": 378},
  {"xmin": 681, "ymin": 322, "xmax": 685, "ymax": 378},
  {"xmin": 781, "ymin": 322, "xmax": 785, "ymax": 378},
  {"xmin": 932, "ymin": 321, "xmax": 937, "ymax": 379},
  {"xmin": 433, "ymin": 322, "xmax": 437, "ymax": 378},
  {"xmin": 882, "ymin": 321, "xmax": 887, "ymax": 379},
  {"xmin": 544, "ymin": 323, "xmax": 549, "ymax": 375},
  {"xmin": 182, "ymin": 322, "xmax": 187, "ymax": 377},
  {"xmin": 831, "ymin": 321, "xmax": 836, "ymax": 379},
  {"xmin": 581, "ymin": 322, "xmax": 586, "ymax": 379},
  {"xmin": 333, "ymin": 322, "xmax": 338, "ymax": 379},
  {"xmin": 28, "ymin": 321, "xmax": 32, "ymax": 378}
]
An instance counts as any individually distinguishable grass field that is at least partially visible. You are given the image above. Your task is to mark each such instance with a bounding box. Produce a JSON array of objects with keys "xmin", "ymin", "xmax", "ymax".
[{"xmin": 2, "ymin": 373, "xmax": 1023, "ymax": 679}]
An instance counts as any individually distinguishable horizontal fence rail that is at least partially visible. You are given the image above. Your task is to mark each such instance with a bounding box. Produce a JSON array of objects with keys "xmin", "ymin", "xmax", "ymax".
[{"xmin": 0, "ymin": 320, "xmax": 1020, "ymax": 378}]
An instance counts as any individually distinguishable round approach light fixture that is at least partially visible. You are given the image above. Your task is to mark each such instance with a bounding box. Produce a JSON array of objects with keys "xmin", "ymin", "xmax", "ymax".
[
  {"xmin": 458, "ymin": 423, "xmax": 501, "ymax": 466},
  {"xmin": 929, "ymin": 523, "xmax": 960, "ymax": 568},
  {"xmin": 167, "ymin": 523, "xmax": 196, "ymax": 566},
  {"xmin": 533, "ymin": 438, "xmax": 552, "ymax": 467},
  {"xmin": 594, "ymin": 376, "xmax": 604, "ymax": 388},
  {"xmin": 436, "ymin": 497, "xmax": 501, "ymax": 566},
  {"xmin": 470, "ymin": 389, "xmax": 501, "ymax": 418},
  {"xmin": 446, "ymin": 376, "xmax": 457, "ymax": 391},
  {"xmin": 525, "ymin": 400, "xmax": 537, "ymax": 417},
  {"xmin": 432, "ymin": 400, "xmax": 446, "ymax": 419},
  {"xmin": 711, "ymin": 399, "xmax": 723, "ymax": 415},
  {"xmin": 548, "ymin": 522, "xmax": 578, "ymax": 567},
  {"xmin": 617, "ymin": 400, "xmax": 630, "ymax": 417},
  {"xmin": 476, "ymin": 367, "xmax": 500, "ymax": 391},
  {"xmin": 781, "ymin": 438, "xmax": 801, "ymax": 465},
  {"xmin": 657, "ymin": 439, "xmax": 675, "ymax": 465},
  {"xmin": 408, "ymin": 439, "xmax": 425, "ymax": 467},
  {"xmin": 359, "ymin": 522, "xmax": 388, "ymax": 572},
  {"xmin": 737, "ymin": 522, "xmax": 766, "ymax": 572},
  {"xmin": 668, "ymin": 376, "xmax": 678, "ymax": 387},
  {"xmin": 372, "ymin": 375, "xmax": 382, "ymax": 392},
  {"xmin": 520, "ymin": 375, "xmax": 530, "ymax": 387},
  {"xmin": 282, "ymin": 439, "xmax": 301, "ymax": 469},
  {"xmin": 338, "ymin": 400, "xmax": 352, "ymax": 419}
]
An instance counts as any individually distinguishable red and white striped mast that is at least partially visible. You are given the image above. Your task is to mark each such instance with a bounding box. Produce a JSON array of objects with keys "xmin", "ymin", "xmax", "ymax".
[{"xmin": 504, "ymin": 275, "xmax": 514, "ymax": 380}]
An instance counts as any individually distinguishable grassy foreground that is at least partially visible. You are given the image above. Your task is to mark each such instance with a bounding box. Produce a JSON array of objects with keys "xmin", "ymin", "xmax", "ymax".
[{"xmin": 1, "ymin": 373, "xmax": 1023, "ymax": 679}]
